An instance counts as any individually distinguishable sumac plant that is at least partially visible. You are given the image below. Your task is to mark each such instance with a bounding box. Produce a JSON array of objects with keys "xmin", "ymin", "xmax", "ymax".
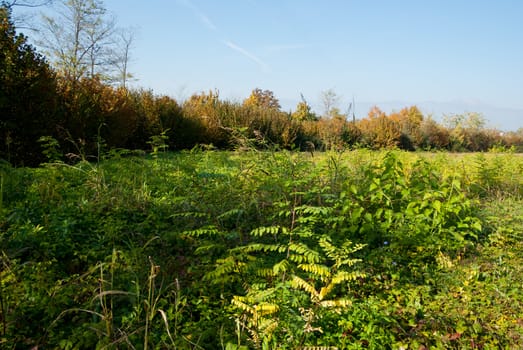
[
  {"xmin": 188, "ymin": 151, "xmax": 483, "ymax": 348},
  {"xmin": 340, "ymin": 152, "xmax": 482, "ymax": 266}
]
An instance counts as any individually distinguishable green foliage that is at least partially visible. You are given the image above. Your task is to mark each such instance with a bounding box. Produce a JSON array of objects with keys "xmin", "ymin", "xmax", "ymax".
[
  {"xmin": 180, "ymin": 150, "xmax": 489, "ymax": 348},
  {"xmin": 488, "ymin": 143, "xmax": 516, "ymax": 154},
  {"xmin": 0, "ymin": 5, "xmax": 59, "ymax": 166},
  {"xmin": 1, "ymin": 149, "xmax": 523, "ymax": 348},
  {"xmin": 38, "ymin": 136, "xmax": 62, "ymax": 163},
  {"xmin": 148, "ymin": 129, "xmax": 170, "ymax": 157},
  {"xmin": 292, "ymin": 100, "xmax": 317, "ymax": 122}
]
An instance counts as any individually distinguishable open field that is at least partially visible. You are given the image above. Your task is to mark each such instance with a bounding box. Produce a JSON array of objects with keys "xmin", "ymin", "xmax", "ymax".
[{"xmin": 1, "ymin": 150, "xmax": 523, "ymax": 349}]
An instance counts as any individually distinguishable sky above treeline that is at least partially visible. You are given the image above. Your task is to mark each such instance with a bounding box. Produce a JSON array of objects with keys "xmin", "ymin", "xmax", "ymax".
[{"xmin": 14, "ymin": 0, "xmax": 523, "ymax": 130}]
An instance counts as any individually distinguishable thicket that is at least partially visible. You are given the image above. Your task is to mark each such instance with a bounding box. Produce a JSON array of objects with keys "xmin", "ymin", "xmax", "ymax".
[
  {"xmin": 1, "ymin": 149, "xmax": 523, "ymax": 348},
  {"xmin": 2, "ymin": 5, "xmax": 523, "ymax": 167}
]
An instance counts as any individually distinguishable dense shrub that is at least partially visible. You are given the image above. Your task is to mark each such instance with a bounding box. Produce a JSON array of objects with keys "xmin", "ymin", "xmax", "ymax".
[
  {"xmin": 2, "ymin": 4, "xmax": 523, "ymax": 167},
  {"xmin": 0, "ymin": 7, "xmax": 59, "ymax": 166},
  {"xmin": 357, "ymin": 107, "xmax": 402, "ymax": 149}
]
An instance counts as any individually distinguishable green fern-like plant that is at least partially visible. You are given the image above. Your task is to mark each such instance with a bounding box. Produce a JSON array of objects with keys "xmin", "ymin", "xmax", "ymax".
[
  {"xmin": 217, "ymin": 202, "xmax": 366, "ymax": 348},
  {"xmin": 292, "ymin": 236, "xmax": 366, "ymax": 306}
]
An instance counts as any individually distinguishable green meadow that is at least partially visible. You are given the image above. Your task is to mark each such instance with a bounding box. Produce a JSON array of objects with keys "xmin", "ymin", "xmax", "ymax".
[{"xmin": 1, "ymin": 149, "xmax": 522, "ymax": 349}]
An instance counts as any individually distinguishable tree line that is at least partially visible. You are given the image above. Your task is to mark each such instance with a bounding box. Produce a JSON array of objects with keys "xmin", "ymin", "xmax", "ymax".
[{"xmin": 2, "ymin": 2, "xmax": 523, "ymax": 166}]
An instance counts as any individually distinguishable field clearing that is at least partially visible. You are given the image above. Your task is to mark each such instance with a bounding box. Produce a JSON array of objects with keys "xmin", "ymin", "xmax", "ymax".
[{"xmin": 1, "ymin": 149, "xmax": 523, "ymax": 349}]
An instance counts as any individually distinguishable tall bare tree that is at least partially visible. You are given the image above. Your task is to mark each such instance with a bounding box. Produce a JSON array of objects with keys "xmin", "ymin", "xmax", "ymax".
[
  {"xmin": 109, "ymin": 27, "xmax": 135, "ymax": 88},
  {"xmin": 320, "ymin": 88, "xmax": 341, "ymax": 118},
  {"xmin": 83, "ymin": 3, "xmax": 115, "ymax": 79},
  {"xmin": 38, "ymin": 0, "xmax": 116, "ymax": 82}
]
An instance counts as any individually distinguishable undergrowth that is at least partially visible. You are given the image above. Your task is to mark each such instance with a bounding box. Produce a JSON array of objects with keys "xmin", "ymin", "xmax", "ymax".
[{"xmin": 0, "ymin": 150, "xmax": 522, "ymax": 349}]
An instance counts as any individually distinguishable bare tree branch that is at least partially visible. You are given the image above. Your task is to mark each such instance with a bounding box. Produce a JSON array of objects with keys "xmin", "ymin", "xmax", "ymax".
[
  {"xmin": 38, "ymin": 0, "xmax": 123, "ymax": 83},
  {"xmin": 2, "ymin": 0, "xmax": 54, "ymax": 30},
  {"xmin": 3, "ymin": 0, "xmax": 54, "ymax": 9}
]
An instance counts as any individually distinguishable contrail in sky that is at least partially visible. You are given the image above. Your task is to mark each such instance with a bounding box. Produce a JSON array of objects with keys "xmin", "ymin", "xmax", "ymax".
[
  {"xmin": 198, "ymin": 13, "xmax": 217, "ymax": 31},
  {"xmin": 178, "ymin": 0, "xmax": 217, "ymax": 31},
  {"xmin": 178, "ymin": 0, "xmax": 270, "ymax": 72},
  {"xmin": 223, "ymin": 40, "xmax": 270, "ymax": 72}
]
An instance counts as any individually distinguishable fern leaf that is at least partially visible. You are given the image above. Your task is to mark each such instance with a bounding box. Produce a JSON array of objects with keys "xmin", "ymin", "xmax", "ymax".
[
  {"xmin": 250, "ymin": 226, "xmax": 287, "ymax": 237},
  {"xmin": 341, "ymin": 241, "xmax": 367, "ymax": 254},
  {"xmin": 204, "ymin": 256, "xmax": 246, "ymax": 282},
  {"xmin": 194, "ymin": 243, "xmax": 223, "ymax": 255},
  {"xmin": 232, "ymin": 296, "xmax": 255, "ymax": 314},
  {"xmin": 318, "ymin": 236, "xmax": 337, "ymax": 258},
  {"xmin": 250, "ymin": 282, "xmax": 268, "ymax": 290},
  {"xmin": 256, "ymin": 268, "xmax": 276, "ymax": 278},
  {"xmin": 171, "ymin": 211, "xmax": 210, "ymax": 219},
  {"xmin": 291, "ymin": 275, "xmax": 319, "ymax": 300},
  {"xmin": 331, "ymin": 271, "xmax": 366, "ymax": 285},
  {"xmin": 238, "ymin": 243, "xmax": 287, "ymax": 254},
  {"xmin": 337, "ymin": 257, "xmax": 363, "ymax": 268},
  {"xmin": 249, "ymin": 287, "xmax": 277, "ymax": 302},
  {"xmin": 294, "ymin": 205, "xmax": 331, "ymax": 216},
  {"xmin": 298, "ymin": 263, "xmax": 331, "ymax": 279},
  {"xmin": 258, "ymin": 318, "xmax": 279, "ymax": 335},
  {"xmin": 272, "ymin": 259, "xmax": 290, "ymax": 275},
  {"xmin": 288, "ymin": 242, "xmax": 321, "ymax": 263},
  {"xmin": 319, "ymin": 298, "xmax": 352, "ymax": 308},
  {"xmin": 319, "ymin": 237, "xmax": 366, "ymax": 268},
  {"xmin": 217, "ymin": 208, "xmax": 244, "ymax": 220},
  {"xmin": 183, "ymin": 225, "xmax": 219, "ymax": 237},
  {"xmin": 289, "ymin": 253, "xmax": 305, "ymax": 264},
  {"xmin": 318, "ymin": 283, "xmax": 335, "ymax": 301},
  {"xmin": 254, "ymin": 302, "xmax": 279, "ymax": 317}
]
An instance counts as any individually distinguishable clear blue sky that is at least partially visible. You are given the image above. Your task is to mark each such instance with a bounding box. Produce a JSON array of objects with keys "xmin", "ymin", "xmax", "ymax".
[{"xmin": 17, "ymin": 0, "xmax": 523, "ymax": 130}]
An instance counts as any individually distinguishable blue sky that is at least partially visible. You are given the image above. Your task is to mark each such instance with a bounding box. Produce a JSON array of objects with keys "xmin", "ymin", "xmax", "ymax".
[{"xmin": 17, "ymin": 0, "xmax": 523, "ymax": 130}]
